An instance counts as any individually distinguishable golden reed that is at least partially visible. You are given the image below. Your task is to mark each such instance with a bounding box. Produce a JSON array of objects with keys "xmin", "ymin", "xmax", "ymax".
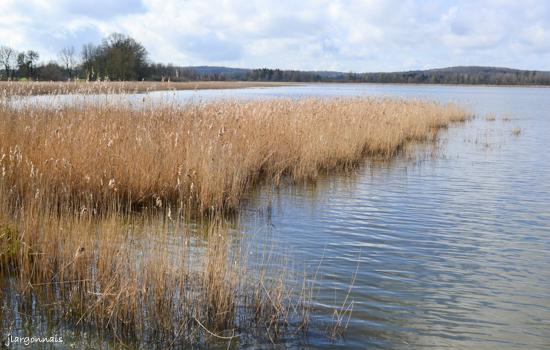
[
  {"xmin": 0, "ymin": 80, "xmax": 292, "ymax": 96},
  {"xmin": 0, "ymin": 96, "xmax": 469, "ymax": 213},
  {"xmin": 0, "ymin": 91, "xmax": 470, "ymax": 346}
]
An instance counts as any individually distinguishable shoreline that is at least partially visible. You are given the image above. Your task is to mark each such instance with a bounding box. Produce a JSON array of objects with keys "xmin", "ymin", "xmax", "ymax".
[
  {"xmin": 0, "ymin": 81, "xmax": 300, "ymax": 96},
  {"xmin": 307, "ymin": 81, "xmax": 550, "ymax": 89},
  {"xmin": 2, "ymin": 80, "xmax": 549, "ymax": 98}
]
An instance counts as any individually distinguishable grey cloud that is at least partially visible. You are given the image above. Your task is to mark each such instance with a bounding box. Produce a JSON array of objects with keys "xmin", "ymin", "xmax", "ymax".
[
  {"xmin": 256, "ymin": 15, "xmax": 327, "ymax": 39},
  {"xmin": 181, "ymin": 34, "xmax": 243, "ymax": 61},
  {"xmin": 450, "ymin": 21, "xmax": 470, "ymax": 36}
]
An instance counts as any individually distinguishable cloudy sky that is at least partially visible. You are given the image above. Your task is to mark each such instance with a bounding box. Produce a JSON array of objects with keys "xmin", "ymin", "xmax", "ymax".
[{"xmin": 1, "ymin": 0, "xmax": 550, "ymax": 72}]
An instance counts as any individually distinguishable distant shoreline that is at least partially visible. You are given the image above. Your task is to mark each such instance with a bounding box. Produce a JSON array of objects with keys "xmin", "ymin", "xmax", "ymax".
[
  {"xmin": 1, "ymin": 80, "xmax": 549, "ymax": 98},
  {"xmin": 305, "ymin": 81, "xmax": 550, "ymax": 88},
  {"xmin": 0, "ymin": 81, "xmax": 297, "ymax": 96}
]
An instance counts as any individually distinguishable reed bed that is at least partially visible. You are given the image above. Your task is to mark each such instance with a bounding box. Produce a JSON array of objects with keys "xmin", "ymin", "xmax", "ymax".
[
  {"xmin": 0, "ymin": 97, "xmax": 470, "ymax": 214},
  {"xmin": 0, "ymin": 81, "xmax": 292, "ymax": 96},
  {"xmin": 485, "ymin": 113, "xmax": 497, "ymax": 121},
  {"xmin": 0, "ymin": 94, "xmax": 470, "ymax": 346},
  {"xmin": 0, "ymin": 200, "xmax": 307, "ymax": 346}
]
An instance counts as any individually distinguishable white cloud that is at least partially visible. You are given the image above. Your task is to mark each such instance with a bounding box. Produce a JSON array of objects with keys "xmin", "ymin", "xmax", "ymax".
[{"xmin": 1, "ymin": 0, "xmax": 550, "ymax": 71}]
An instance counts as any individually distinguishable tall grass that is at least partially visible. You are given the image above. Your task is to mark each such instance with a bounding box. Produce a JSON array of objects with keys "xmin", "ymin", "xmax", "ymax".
[
  {"xmin": 0, "ymin": 97, "xmax": 470, "ymax": 214},
  {"xmin": 0, "ymin": 81, "xmax": 292, "ymax": 96},
  {"xmin": 0, "ymin": 199, "xmax": 306, "ymax": 346},
  {"xmin": 0, "ymin": 94, "xmax": 470, "ymax": 346}
]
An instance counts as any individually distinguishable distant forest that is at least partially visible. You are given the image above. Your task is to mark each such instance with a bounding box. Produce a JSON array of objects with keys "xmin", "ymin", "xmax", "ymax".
[
  {"xmin": 239, "ymin": 67, "xmax": 550, "ymax": 85},
  {"xmin": 2, "ymin": 33, "xmax": 550, "ymax": 85}
]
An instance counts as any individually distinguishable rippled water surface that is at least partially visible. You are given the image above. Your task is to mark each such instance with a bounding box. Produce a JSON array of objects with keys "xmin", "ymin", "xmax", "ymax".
[
  {"xmin": 6, "ymin": 84, "xmax": 550, "ymax": 349},
  {"xmin": 227, "ymin": 84, "xmax": 550, "ymax": 349}
]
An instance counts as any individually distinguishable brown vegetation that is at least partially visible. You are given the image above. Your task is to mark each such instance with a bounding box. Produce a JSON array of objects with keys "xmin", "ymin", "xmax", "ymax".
[
  {"xmin": 0, "ymin": 95, "xmax": 470, "ymax": 346},
  {"xmin": 0, "ymin": 80, "xmax": 293, "ymax": 96},
  {"xmin": 0, "ymin": 97, "xmax": 470, "ymax": 214},
  {"xmin": 485, "ymin": 113, "xmax": 497, "ymax": 121},
  {"xmin": 0, "ymin": 202, "xmax": 307, "ymax": 346}
]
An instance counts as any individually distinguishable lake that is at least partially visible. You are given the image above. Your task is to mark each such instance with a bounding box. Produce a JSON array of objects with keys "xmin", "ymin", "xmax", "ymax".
[{"xmin": 4, "ymin": 84, "xmax": 550, "ymax": 349}]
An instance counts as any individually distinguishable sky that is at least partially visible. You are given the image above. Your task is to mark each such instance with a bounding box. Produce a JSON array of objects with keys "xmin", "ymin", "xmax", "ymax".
[{"xmin": 1, "ymin": 0, "xmax": 550, "ymax": 72}]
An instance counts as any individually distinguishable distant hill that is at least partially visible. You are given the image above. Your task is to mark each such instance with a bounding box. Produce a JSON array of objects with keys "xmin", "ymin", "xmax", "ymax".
[
  {"xmin": 186, "ymin": 66, "xmax": 250, "ymax": 79},
  {"xmin": 408, "ymin": 66, "xmax": 525, "ymax": 74},
  {"xmin": 183, "ymin": 66, "xmax": 347, "ymax": 80},
  {"xmin": 180, "ymin": 65, "xmax": 550, "ymax": 86}
]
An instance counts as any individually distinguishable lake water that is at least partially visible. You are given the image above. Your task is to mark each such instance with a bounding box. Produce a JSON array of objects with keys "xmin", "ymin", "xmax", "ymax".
[{"xmin": 4, "ymin": 84, "xmax": 550, "ymax": 349}]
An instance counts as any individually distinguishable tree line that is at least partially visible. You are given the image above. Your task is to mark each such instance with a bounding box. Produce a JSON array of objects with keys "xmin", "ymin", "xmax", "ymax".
[
  {"xmin": 2, "ymin": 33, "xmax": 164, "ymax": 81},
  {"xmin": 242, "ymin": 68, "xmax": 550, "ymax": 85},
  {"xmin": 0, "ymin": 33, "xmax": 216, "ymax": 82},
  {"xmin": 2, "ymin": 33, "xmax": 550, "ymax": 85}
]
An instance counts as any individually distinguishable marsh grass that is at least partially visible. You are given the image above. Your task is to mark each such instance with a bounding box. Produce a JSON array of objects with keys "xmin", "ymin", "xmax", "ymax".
[
  {"xmin": 0, "ymin": 203, "xmax": 311, "ymax": 347},
  {"xmin": 0, "ymin": 81, "xmax": 293, "ymax": 96},
  {"xmin": 511, "ymin": 127, "xmax": 522, "ymax": 136},
  {"xmin": 485, "ymin": 113, "xmax": 497, "ymax": 121},
  {"xmin": 0, "ymin": 94, "xmax": 470, "ymax": 347},
  {"xmin": 0, "ymin": 97, "xmax": 470, "ymax": 214}
]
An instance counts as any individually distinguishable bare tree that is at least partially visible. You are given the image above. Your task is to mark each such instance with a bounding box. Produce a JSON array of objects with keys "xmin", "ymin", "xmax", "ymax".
[
  {"xmin": 0, "ymin": 45, "xmax": 17, "ymax": 80},
  {"xmin": 58, "ymin": 46, "xmax": 77, "ymax": 79}
]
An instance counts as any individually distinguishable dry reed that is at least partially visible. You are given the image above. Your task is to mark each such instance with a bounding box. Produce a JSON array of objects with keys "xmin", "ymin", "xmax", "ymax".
[
  {"xmin": 511, "ymin": 127, "xmax": 522, "ymax": 136},
  {"xmin": 0, "ymin": 81, "xmax": 293, "ymax": 96},
  {"xmin": 0, "ymin": 94, "xmax": 470, "ymax": 347},
  {"xmin": 0, "ymin": 201, "xmax": 307, "ymax": 346},
  {"xmin": 0, "ymin": 97, "xmax": 470, "ymax": 214},
  {"xmin": 485, "ymin": 113, "xmax": 497, "ymax": 121}
]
